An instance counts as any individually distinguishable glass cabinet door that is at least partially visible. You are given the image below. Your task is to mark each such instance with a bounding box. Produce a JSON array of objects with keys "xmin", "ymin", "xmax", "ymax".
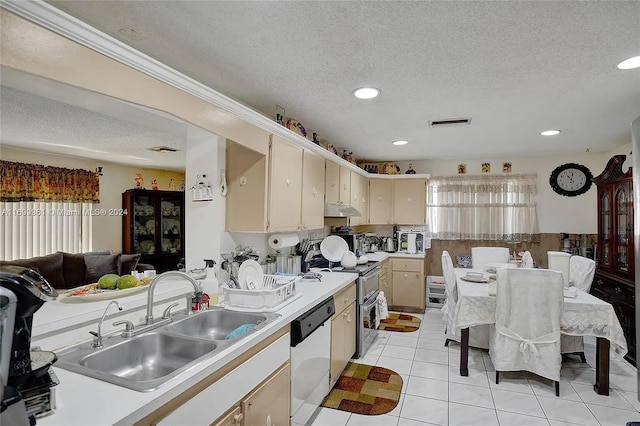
[
  {"xmin": 600, "ymin": 190, "xmax": 611, "ymax": 268},
  {"xmin": 160, "ymin": 196, "xmax": 181, "ymax": 254},
  {"xmin": 132, "ymin": 193, "xmax": 157, "ymax": 255},
  {"xmin": 615, "ymin": 183, "xmax": 631, "ymax": 274}
]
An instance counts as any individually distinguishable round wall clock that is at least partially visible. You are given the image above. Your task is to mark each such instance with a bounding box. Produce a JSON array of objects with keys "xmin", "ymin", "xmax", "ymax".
[{"xmin": 549, "ymin": 163, "xmax": 593, "ymax": 196}]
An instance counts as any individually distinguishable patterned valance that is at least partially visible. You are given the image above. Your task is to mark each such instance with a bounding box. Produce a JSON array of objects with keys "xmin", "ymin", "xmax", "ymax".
[{"xmin": 0, "ymin": 160, "xmax": 99, "ymax": 202}]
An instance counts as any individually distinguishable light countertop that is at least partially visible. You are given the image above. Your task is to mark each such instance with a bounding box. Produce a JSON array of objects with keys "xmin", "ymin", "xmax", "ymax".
[
  {"xmin": 36, "ymin": 271, "xmax": 358, "ymax": 426},
  {"xmin": 366, "ymin": 251, "xmax": 426, "ymax": 261}
]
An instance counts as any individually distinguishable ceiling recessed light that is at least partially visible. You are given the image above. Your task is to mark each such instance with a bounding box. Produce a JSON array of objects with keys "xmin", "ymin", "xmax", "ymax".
[
  {"xmin": 540, "ymin": 130, "xmax": 561, "ymax": 136},
  {"xmin": 392, "ymin": 140, "xmax": 408, "ymax": 146},
  {"xmin": 617, "ymin": 55, "xmax": 640, "ymax": 70},
  {"xmin": 353, "ymin": 87, "xmax": 380, "ymax": 99}
]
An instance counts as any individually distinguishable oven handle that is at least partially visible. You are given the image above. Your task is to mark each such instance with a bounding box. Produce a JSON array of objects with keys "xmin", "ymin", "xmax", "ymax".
[{"xmin": 362, "ymin": 291, "xmax": 380, "ymax": 310}]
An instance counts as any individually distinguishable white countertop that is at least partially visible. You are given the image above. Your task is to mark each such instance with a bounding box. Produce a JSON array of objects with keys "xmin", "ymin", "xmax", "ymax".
[
  {"xmin": 37, "ymin": 271, "xmax": 358, "ymax": 426},
  {"xmin": 366, "ymin": 251, "xmax": 426, "ymax": 261}
]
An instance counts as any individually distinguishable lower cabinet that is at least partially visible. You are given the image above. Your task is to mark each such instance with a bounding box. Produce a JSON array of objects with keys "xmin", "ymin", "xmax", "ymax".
[
  {"xmin": 330, "ymin": 283, "xmax": 357, "ymax": 385},
  {"xmin": 390, "ymin": 257, "xmax": 425, "ymax": 312},
  {"xmin": 214, "ymin": 363, "xmax": 291, "ymax": 426},
  {"xmin": 379, "ymin": 259, "xmax": 392, "ymax": 306}
]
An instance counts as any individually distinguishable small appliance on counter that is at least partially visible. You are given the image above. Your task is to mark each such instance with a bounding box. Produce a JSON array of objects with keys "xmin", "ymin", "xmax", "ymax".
[
  {"xmin": 0, "ymin": 266, "xmax": 59, "ymax": 423},
  {"xmin": 380, "ymin": 236, "xmax": 397, "ymax": 253},
  {"xmin": 396, "ymin": 226, "xmax": 430, "ymax": 254},
  {"xmin": 330, "ymin": 231, "xmax": 366, "ymax": 255}
]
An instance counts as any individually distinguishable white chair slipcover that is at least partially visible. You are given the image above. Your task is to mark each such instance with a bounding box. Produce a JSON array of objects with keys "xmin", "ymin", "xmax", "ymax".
[
  {"xmin": 489, "ymin": 268, "xmax": 564, "ymax": 395},
  {"xmin": 561, "ymin": 255, "xmax": 597, "ymax": 358},
  {"xmin": 442, "ymin": 251, "xmax": 490, "ymax": 349},
  {"xmin": 547, "ymin": 251, "xmax": 571, "ymax": 288},
  {"xmin": 521, "ymin": 251, "xmax": 534, "ymax": 268},
  {"xmin": 471, "ymin": 247, "xmax": 510, "ymax": 271}
]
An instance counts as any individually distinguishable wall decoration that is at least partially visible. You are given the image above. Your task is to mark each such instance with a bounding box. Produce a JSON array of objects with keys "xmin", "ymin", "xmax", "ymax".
[
  {"xmin": 502, "ymin": 162, "xmax": 512, "ymax": 173},
  {"xmin": 457, "ymin": 164, "xmax": 467, "ymax": 174},
  {"xmin": 481, "ymin": 163, "xmax": 491, "ymax": 173},
  {"xmin": 549, "ymin": 163, "xmax": 593, "ymax": 197}
]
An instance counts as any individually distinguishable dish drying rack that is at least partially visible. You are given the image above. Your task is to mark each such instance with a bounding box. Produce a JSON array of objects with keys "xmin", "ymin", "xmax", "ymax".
[{"xmin": 221, "ymin": 274, "xmax": 302, "ymax": 312}]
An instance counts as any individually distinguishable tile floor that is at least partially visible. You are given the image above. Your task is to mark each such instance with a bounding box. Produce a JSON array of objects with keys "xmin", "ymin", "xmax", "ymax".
[{"xmin": 310, "ymin": 308, "xmax": 640, "ymax": 426}]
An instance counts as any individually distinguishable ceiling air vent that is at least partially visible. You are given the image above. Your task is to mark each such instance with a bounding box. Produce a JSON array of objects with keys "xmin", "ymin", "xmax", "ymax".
[
  {"xmin": 429, "ymin": 118, "xmax": 472, "ymax": 127},
  {"xmin": 147, "ymin": 146, "xmax": 179, "ymax": 153}
]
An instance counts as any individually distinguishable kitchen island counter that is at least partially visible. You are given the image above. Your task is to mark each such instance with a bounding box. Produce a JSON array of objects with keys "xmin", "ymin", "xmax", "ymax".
[{"xmin": 35, "ymin": 271, "xmax": 358, "ymax": 426}]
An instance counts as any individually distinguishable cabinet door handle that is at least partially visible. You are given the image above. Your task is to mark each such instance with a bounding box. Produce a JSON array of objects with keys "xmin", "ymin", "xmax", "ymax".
[
  {"xmin": 347, "ymin": 313, "xmax": 352, "ymax": 322},
  {"xmin": 344, "ymin": 297, "xmax": 349, "ymax": 304},
  {"xmin": 233, "ymin": 413, "xmax": 243, "ymax": 423},
  {"xmin": 614, "ymin": 287, "xmax": 622, "ymax": 294},
  {"xmin": 286, "ymin": 179, "xmax": 291, "ymax": 186}
]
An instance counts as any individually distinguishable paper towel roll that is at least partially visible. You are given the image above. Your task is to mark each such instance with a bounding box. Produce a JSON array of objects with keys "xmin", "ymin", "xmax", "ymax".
[{"xmin": 268, "ymin": 233, "xmax": 300, "ymax": 249}]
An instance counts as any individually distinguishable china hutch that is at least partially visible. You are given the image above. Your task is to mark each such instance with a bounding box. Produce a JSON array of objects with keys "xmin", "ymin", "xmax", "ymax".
[
  {"xmin": 590, "ymin": 155, "xmax": 635, "ymax": 365},
  {"xmin": 122, "ymin": 189, "xmax": 185, "ymax": 273}
]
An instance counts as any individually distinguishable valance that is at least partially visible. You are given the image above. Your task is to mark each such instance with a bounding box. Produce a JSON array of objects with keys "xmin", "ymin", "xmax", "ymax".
[{"xmin": 0, "ymin": 160, "xmax": 100, "ymax": 202}]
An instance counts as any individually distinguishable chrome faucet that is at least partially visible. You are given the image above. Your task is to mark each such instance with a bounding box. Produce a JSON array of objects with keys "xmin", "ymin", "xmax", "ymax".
[
  {"xmin": 90, "ymin": 300, "xmax": 123, "ymax": 348},
  {"xmin": 145, "ymin": 271, "xmax": 202, "ymax": 325}
]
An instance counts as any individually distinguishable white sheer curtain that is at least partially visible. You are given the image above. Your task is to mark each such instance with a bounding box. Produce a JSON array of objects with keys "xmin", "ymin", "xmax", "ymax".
[
  {"xmin": 0, "ymin": 200, "xmax": 93, "ymax": 260},
  {"xmin": 427, "ymin": 174, "xmax": 539, "ymax": 242}
]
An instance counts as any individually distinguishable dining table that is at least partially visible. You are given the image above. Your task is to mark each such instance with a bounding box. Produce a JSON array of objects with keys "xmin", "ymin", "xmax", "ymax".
[{"xmin": 453, "ymin": 268, "xmax": 628, "ymax": 396}]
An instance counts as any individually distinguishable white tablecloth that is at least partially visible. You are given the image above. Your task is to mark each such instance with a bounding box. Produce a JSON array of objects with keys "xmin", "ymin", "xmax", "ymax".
[{"xmin": 453, "ymin": 268, "xmax": 628, "ymax": 356}]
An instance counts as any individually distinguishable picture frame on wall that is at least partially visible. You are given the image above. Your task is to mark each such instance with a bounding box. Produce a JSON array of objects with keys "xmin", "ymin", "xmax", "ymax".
[
  {"xmin": 482, "ymin": 162, "xmax": 491, "ymax": 173},
  {"xmin": 457, "ymin": 164, "xmax": 467, "ymax": 174}
]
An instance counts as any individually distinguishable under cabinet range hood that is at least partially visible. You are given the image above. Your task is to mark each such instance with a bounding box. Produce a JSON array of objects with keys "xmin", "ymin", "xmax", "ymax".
[{"xmin": 324, "ymin": 203, "xmax": 361, "ymax": 217}]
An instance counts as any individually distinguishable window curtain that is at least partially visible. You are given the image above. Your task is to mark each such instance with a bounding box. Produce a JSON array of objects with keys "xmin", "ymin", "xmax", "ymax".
[
  {"xmin": 0, "ymin": 160, "xmax": 99, "ymax": 202},
  {"xmin": 427, "ymin": 174, "xmax": 540, "ymax": 243},
  {"xmin": 0, "ymin": 161, "xmax": 96, "ymax": 260}
]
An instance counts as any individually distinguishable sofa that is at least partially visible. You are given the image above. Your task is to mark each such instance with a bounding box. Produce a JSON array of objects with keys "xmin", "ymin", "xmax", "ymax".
[{"xmin": 0, "ymin": 251, "xmax": 153, "ymax": 290}]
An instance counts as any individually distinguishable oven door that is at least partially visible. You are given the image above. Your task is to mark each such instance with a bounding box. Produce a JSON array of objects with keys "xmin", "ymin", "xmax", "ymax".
[
  {"xmin": 359, "ymin": 267, "xmax": 380, "ymax": 302},
  {"xmin": 358, "ymin": 290, "xmax": 380, "ymax": 358}
]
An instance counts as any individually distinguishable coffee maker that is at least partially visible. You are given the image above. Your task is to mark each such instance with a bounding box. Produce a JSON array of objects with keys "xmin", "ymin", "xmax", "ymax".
[{"xmin": 0, "ymin": 266, "xmax": 59, "ymax": 422}]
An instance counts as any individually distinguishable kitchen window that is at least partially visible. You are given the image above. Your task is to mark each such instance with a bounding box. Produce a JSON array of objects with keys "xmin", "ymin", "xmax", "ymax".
[{"xmin": 427, "ymin": 174, "xmax": 539, "ymax": 243}]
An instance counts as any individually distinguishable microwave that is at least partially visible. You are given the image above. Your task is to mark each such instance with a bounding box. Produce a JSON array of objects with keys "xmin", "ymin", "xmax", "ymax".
[
  {"xmin": 332, "ymin": 233, "xmax": 366, "ymax": 255},
  {"xmin": 396, "ymin": 231, "xmax": 429, "ymax": 254}
]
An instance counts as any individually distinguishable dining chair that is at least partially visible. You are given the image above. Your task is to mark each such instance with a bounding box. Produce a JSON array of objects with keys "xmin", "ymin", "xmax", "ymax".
[
  {"xmin": 471, "ymin": 247, "xmax": 510, "ymax": 271},
  {"xmin": 547, "ymin": 251, "xmax": 571, "ymax": 287},
  {"xmin": 521, "ymin": 251, "xmax": 534, "ymax": 268},
  {"xmin": 490, "ymin": 268, "xmax": 564, "ymax": 396},
  {"xmin": 442, "ymin": 251, "xmax": 490, "ymax": 349},
  {"xmin": 561, "ymin": 255, "xmax": 597, "ymax": 362}
]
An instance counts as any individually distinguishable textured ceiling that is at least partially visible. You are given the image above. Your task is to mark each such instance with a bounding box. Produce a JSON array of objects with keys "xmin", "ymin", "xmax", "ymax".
[{"xmin": 4, "ymin": 1, "xmax": 640, "ymax": 168}]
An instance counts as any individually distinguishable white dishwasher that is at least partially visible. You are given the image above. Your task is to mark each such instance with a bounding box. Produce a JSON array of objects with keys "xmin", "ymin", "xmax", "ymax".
[{"xmin": 290, "ymin": 296, "xmax": 335, "ymax": 426}]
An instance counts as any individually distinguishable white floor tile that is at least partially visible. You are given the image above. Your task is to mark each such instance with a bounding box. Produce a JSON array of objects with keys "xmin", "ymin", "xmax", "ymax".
[
  {"xmin": 547, "ymin": 421, "xmax": 590, "ymax": 426},
  {"xmin": 529, "ymin": 377, "xmax": 581, "ymax": 401},
  {"xmin": 482, "ymin": 355, "xmax": 495, "ymax": 372},
  {"xmin": 449, "ymin": 352, "xmax": 487, "ymax": 371},
  {"xmin": 381, "ymin": 344, "xmax": 416, "ymax": 360},
  {"xmin": 489, "ymin": 371, "xmax": 534, "ymax": 394},
  {"xmin": 448, "ymin": 382, "xmax": 494, "ymax": 409},
  {"xmin": 377, "ymin": 355, "xmax": 413, "ymax": 376},
  {"xmin": 355, "ymin": 353, "xmax": 380, "ymax": 366},
  {"xmin": 346, "ymin": 413, "xmax": 399, "ymax": 425},
  {"xmin": 400, "ymin": 395, "xmax": 448, "ymax": 425},
  {"xmin": 417, "ymin": 337, "xmax": 449, "ymax": 352},
  {"xmin": 447, "ymin": 366, "xmax": 489, "ymax": 388},
  {"xmin": 561, "ymin": 366, "xmax": 596, "ymax": 385},
  {"xmin": 572, "ymin": 381, "xmax": 636, "ymax": 411},
  {"xmin": 415, "ymin": 348, "xmax": 449, "ymax": 365},
  {"xmin": 619, "ymin": 389, "xmax": 640, "ymax": 412},
  {"xmin": 386, "ymin": 393, "xmax": 405, "ymax": 417},
  {"xmin": 491, "ymin": 388, "xmax": 545, "ymax": 417},
  {"xmin": 536, "ymin": 396, "xmax": 599, "ymax": 426},
  {"xmin": 448, "ymin": 402, "xmax": 499, "ymax": 426},
  {"xmin": 309, "ymin": 407, "xmax": 351, "ymax": 426},
  {"xmin": 588, "ymin": 403, "xmax": 640, "ymax": 426},
  {"xmin": 611, "ymin": 371, "xmax": 640, "ymax": 392},
  {"xmin": 421, "ymin": 321, "xmax": 447, "ymax": 332},
  {"xmin": 397, "ymin": 418, "xmax": 433, "ymax": 426},
  {"xmin": 411, "ymin": 360, "xmax": 450, "ymax": 382},
  {"xmin": 405, "ymin": 376, "xmax": 449, "ymax": 401},
  {"xmin": 496, "ymin": 410, "xmax": 550, "ymax": 426},
  {"xmin": 388, "ymin": 335, "xmax": 419, "ymax": 348}
]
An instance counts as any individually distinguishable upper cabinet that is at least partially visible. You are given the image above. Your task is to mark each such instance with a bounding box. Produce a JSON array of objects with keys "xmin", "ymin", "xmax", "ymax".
[
  {"xmin": 349, "ymin": 172, "xmax": 369, "ymax": 226},
  {"xmin": 268, "ymin": 135, "xmax": 303, "ymax": 232},
  {"xmin": 325, "ymin": 161, "xmax": 340, "ymax": 204},
  {"xmin": 300, "ymin": 149, "xmax": 325, "ymax": 230},
  {"xmin": 393, "ymin": 179, "xmax": 426, "ymax": 225},
  {"xmin": 369, "ymin": 179, "xmax": 393, "ymax": 225},
  {"xmin": 339, "ymin": 166, "xmax": 351, "ymax": 205}
]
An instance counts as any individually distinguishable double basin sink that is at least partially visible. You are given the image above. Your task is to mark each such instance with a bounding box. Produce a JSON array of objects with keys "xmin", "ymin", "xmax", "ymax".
[{"xmin": 55, "ymin": 308, "xmax": 280, "ymax": 392}]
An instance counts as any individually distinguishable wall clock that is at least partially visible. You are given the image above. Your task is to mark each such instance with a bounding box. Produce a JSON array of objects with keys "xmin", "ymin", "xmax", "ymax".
[{"xmin": 549, "ymin": 163, "xmax": 593, "ymax": 196}]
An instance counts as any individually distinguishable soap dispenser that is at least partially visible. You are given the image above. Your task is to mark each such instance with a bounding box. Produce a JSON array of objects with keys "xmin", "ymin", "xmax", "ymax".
[{"xmin": 202, "ymin": 259, "xmax": 220, "ymax": 305}]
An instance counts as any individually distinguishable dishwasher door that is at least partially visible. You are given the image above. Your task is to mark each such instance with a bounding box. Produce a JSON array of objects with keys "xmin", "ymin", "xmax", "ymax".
[{"xmin": 290, "ymin": 319, "xmax": 331, "ymax": 426}]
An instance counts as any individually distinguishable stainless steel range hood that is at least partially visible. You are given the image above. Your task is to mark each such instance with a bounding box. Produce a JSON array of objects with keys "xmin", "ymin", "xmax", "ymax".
[{"xmin": 324, "ymin": 203, "xmax": 361, "ymax": 217}]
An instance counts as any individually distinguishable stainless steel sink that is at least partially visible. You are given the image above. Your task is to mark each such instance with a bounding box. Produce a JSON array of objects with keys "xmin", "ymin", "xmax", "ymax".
[
  {"xmin": 55, "ymin": 308, "xmax": 281, "ymax": 392},
  {"xmin": 164, "ymin": 309, "xmax": 274, "ymax": 340}
]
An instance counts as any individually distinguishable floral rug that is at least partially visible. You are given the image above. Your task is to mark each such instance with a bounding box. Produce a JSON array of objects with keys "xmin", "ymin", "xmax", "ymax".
[
  {"xmin": 378, "ymin": 313, "xmax": 421, "ymax": 332},
  {"xmin": 321, "ymin": 362, "xmax": 402, "ymax": 415}
]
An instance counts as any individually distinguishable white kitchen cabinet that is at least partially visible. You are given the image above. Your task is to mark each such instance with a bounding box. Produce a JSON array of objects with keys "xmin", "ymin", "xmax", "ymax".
[
  {"xmin": 300, "ymin": 149, "xmax": 326, "ymax": 230},
  {"xmin": 349, "ymin": 172, "xmax": 369, "ymax": 226},
  {"xmin": 330, "ymin": 282, "xmax": 356, "ymax": 385},
  {"xmin": 368, "ymin": 179, "xmax": 393, "ymax": 225},
  {"xmin": 212, "ymin": 405, "xmax": 243, "ymax": 426},
  {"xmin": 325, "ymin": 160, "xmax": 340, "ymax": 204},
  {"xmin": 339, "ymin": 166, "xmax": 351, "ymax": 206},
  {"xmin": 242, "ymin": 363, "xmax": 291, "ymax": 426},
  {"xmin": 379, "ymin": 258, "xmax": 392, "ymax": 306},
  {"xmin": 393, "ymin": 179, "xmax": 426, "ymax": 225},
  {"xmin": 390, "ymin": 257, "xmax": 425, "ymax": 312}
]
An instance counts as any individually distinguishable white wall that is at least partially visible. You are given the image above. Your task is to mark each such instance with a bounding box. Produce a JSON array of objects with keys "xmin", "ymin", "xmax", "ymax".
[{"xmin": 396, "ymin": 145, "xmax": 632, "ymax": 233}]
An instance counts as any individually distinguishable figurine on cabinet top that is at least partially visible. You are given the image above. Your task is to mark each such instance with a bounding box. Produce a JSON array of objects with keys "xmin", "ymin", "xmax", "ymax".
[
  {"xmin": 151, "ymin": 179, "xmax": 159, "ymax": 190},
  {"xmin": 405, "ymin": 164, "xmax": 417, "ymax": 174},
  {"xmin": 134, "ymin": 173, "xmax": 144, "ymax": 189}
]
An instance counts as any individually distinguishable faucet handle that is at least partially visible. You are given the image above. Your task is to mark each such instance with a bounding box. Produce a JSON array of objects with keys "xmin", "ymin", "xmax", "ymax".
[
  {"xmin": 89, "ymin": 331, "xmax": 102, "ymax": 348},
  {"xmin": 113, "ymin": 320, "xmax": 135, "ymax": 337},
  {"xmin": 162, "ymin": 302, "xmax": 180, "ymax": 319}
]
